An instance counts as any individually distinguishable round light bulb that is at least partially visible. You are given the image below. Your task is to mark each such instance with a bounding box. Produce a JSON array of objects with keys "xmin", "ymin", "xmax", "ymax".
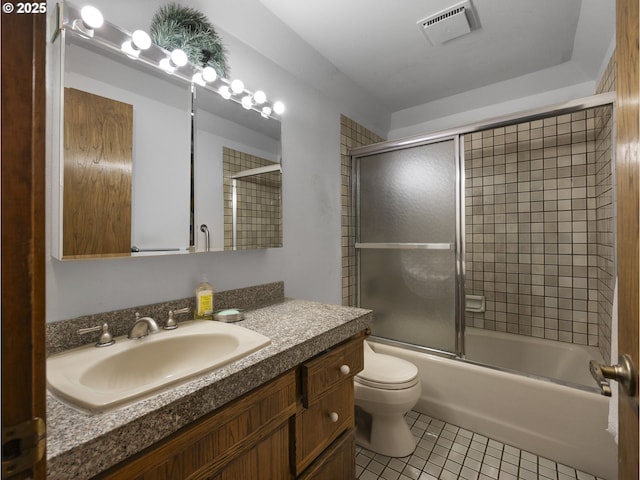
[
  {"xmin": 170, "ymin": 49, "xmax": 188, "ymax": 67},
  {"xmin": 192, "ymin": 73, "xmax": 206, "ymax": 86},
  {"xmin": 261, "ymin": 106, "xmax": 272, "ymax": 118},
  {"xmin": 80, "ymin": 5, "xmax": 103, "ymax": 29},
  {"xmin": 230, "ymin": 79, "xmax": 244, "ymax": 94},
  {"xmin": 132, "ymin": 30, "xmax": 151, "ymax": 50},
  {"xmin": 241, "ymin": 95, "xmax": 253, "ymax": 110},
  {"xmin": 159, "ymin": 58, "xmax": 175, "ymax": 73},
  {"xmin": 121, "ymin": 40, "xmax": 140, "ymax": 58},
  {"xmin": 273, "ymin": 101, "xmax": 285, "ymax": 115},
  {"xmin": 219, "ymin": 86, "xmax": 231, "ymax": 99},
  {"xmin": 253, "ymin": 90, "xmax": 267, "ymax": 104},
  {"xmin": 202, "ymin": 66, "xmax": 217, "ymax": 83}
]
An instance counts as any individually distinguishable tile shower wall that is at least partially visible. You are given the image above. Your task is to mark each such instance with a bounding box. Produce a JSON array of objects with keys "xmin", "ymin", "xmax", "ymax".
[
  {"xmin": 464, "ymin": 100, "xmax": 614, "ymax": 351},
  {"xmin": 341, "ymin": 115, "xmax": 385, "ymax": 306},
  {"xmin": 594, "ymin": 54, "xmax": 616, "ymax": 362},
  {"xmin": 223, "ymin": 147, "xmax": 282, "ymax": 250}
]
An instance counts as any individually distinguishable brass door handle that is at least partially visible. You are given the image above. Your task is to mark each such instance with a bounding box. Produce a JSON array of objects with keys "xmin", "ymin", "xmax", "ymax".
[{"xmin": 589, "ymin": 354, "xmax": 637, "ymax": 397}]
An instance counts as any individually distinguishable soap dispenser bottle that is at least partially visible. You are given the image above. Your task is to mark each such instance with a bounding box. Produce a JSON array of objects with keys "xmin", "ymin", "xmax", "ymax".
[{"xmin": 194, "ymin": 275, "xmax": 215, "ymax": 320}]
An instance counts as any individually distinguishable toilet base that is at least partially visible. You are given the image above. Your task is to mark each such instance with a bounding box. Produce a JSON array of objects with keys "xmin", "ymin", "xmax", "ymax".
[{"xmin": 355, "ymin": 407, "xmax": 417, "ymax": 458}]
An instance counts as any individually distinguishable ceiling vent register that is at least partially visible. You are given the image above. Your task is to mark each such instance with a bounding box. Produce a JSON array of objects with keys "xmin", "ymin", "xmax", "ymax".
[{"xmin": 418, "ymin": 0, "xmax": 477, "ymax": 45}]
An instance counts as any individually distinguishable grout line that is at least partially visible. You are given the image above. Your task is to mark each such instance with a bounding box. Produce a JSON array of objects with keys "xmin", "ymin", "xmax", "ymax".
[{"xmin": 355, "ymin": 411, "xmax": 605, "ymax": 480}]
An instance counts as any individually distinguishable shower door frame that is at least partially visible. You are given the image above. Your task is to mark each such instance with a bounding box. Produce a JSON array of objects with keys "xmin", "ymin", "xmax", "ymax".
[
  {"xmin": 353, "ymin": 134, "xmax": 467, "ymax": 358},
  {"xmin": 351, "ymin": 91, "xmax": 616, "ymax": 360}
]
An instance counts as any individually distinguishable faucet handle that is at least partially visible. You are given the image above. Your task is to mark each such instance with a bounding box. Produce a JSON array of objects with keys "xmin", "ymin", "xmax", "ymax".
[
  {"xmin": 78, "ymin": 323, "xmax": 115, "ymax": 347},
  {"xmin": 164, "ymin": 307, "xmax": 190, "ymax": 330}
]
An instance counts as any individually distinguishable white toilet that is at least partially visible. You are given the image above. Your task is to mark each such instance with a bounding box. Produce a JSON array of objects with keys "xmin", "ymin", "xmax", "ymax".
[{"xmin": 354, "ymin": 341, "xmax": 421, "ymax": 457}]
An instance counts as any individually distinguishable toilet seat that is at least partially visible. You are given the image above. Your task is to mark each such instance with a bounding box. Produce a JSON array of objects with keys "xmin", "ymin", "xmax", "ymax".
[{"xmin": 355, "ymin": 352, "xmax": 419, "ymax": 390}]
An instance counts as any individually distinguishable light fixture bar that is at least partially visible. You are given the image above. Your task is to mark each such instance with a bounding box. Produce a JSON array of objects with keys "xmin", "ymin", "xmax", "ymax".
[{"xmin": 57, "ymin": 1, "xmax": 284, "ymax": 119}]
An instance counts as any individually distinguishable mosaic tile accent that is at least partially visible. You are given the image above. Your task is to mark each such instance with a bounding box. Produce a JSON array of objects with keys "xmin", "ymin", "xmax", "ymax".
[
  {"xmin": 356, "ymin": 411, "xmax": 606, "ymax": 480},
  {"xmin": 340, "ymin": 115, "xmax": 385, "ymax": 306},
  {"xmin": 464, "ymin": 104, "xmax": 614, "ymax": 348},
  {"xmin": 223, "ymin": 147, "xmax": 282, "ymax": 250}
]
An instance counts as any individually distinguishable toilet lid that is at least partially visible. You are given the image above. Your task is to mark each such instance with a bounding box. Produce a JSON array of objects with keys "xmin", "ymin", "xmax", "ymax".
[{"xmin": 355, "ymin": 352, "xmax": 419, "ymax": 390}]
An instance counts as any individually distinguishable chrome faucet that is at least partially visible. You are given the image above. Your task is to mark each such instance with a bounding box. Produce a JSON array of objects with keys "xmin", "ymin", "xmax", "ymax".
[{"xmin": 128, "ymin": 313, "xmax": 160, "ymax": 339}]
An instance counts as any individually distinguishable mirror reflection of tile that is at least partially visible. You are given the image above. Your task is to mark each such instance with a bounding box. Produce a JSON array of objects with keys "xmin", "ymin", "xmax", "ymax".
[{"xmin": 223, "ymin": 147, "xmax": 282, "ymax": 249}]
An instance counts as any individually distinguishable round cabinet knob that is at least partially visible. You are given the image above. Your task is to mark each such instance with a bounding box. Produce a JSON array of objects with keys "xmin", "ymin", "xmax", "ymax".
[
  {"xmin": 339, "ymin": 365, "xmax": 350, "ymax": 375},
  {"xmin": 328, "ymin": 412, "xmax": 339, "ymax": 423}
]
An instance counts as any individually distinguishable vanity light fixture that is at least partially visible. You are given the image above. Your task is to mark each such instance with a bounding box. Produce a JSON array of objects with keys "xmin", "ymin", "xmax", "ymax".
[
  {"xmin": 219, "ymin": 85, "xmax": 232, "ymax": 99},
  {"xmin": 193, "ymin": 65, "xmax": 218, "ymax": 86},
  {"xmin": 253, "ymin": 90, "xmax": 266, "ymax": 104},
  {"xmin": 59, "ymin": 2, "xmax": 286, "ymax": 120},
  {"xmin": 121, "ymin": 29, "xmax": 151, "ymax": 58},
  {"xmin": 72, "ymin": 5, "xmax": 103, "ymax": 37},
  {"xmin": 159, "ymin": 57, "xmax": 176, "ymax": 73},
  {"xmin": 230, "ymin": 79, "xmax": 245, "ymax": 94},
  {"xmin": 241, "ymin": 95, "xmax": 253, "ymax": 110},
  {"xmin": 202, "ymin": 66, "xmax": 217, "ymax": 83},
  {"xmin": 273, "ymin": 101, "xmax": 285, "ymax": 115},
  {"xmin": 170, "ymin": 49, "xmax": 188, "ymax": 67},
  {"xmin": 159, "ymin": 48, "xmax": 188, "ymax": 73},
  {"xmin": 192, "ymin": 72, "xmax": 207, "ymax": 86},
  {"xmin": 260, "ymin": 106, "xmax": 272, "ymax": 118}
]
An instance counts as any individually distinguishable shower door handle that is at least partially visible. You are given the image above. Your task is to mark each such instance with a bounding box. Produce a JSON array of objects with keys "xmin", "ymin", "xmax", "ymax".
[{"xmin": 589, "ymin": 354, "xmax": 637, "ymax": 397}]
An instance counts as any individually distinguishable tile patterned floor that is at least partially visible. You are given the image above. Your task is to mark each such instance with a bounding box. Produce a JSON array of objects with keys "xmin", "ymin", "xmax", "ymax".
[{"xmin": 355, "ymin": 411, "xmax": 606, "ymax": 480}]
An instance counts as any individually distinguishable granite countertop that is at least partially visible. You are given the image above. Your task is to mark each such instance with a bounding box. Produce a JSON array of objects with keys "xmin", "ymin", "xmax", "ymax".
[{"xmin": 46, "ymin": 299, "xmax": 372, "ymax": 479}]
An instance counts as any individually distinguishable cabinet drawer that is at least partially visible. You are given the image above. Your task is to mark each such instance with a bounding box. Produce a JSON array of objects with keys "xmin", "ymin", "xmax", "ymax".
[
  {"xmin": 301, "ymin": 336, "xmax": 363, "ymax": 405},
  {"xmin": 295, "ymin": 378, "xmax": 354, "ymax": 473}
]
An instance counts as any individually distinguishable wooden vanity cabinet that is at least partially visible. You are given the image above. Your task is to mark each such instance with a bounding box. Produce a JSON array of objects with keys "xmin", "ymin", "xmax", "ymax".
[
  {"xmin": 96, "ymin": 371, "xmax": 297, "ymax": 480},
  {"xmin": 96, "ymin": 333, "xmax": 365, "ymax": 480},
  {"xmin": 297, "ymin": 429, "xmax": 357, "ymax": 480},
  {"xmin": 295, "ymin": 334, "xmax": 364, "ymax": 478}
]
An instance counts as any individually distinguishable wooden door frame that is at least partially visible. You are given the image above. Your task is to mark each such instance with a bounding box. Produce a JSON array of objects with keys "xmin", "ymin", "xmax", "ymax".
[
  {"xmin": 1, "ymin": 11, "xmax": 47, "ymax": 480},
  {"xmin": 615, "ymin": 0, "xmax": 640, "ymax": 478}
]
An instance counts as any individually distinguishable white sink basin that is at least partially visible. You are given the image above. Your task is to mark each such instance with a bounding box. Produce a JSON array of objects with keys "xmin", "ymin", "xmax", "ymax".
[{"xmin": 47, "ymin": 320, "xmax": 270, "ymax": 412}]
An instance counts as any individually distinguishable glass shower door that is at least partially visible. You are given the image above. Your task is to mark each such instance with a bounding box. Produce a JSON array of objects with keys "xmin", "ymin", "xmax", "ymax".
[{"xmin": 355, "ymin": 138, "xmax": 461, "ymax": 354}]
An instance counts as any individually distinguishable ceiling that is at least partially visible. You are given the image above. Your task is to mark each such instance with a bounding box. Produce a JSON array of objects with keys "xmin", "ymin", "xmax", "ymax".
[{"xmin": 257, "ymin": 0, "xmax": 615, "ymax": 113}]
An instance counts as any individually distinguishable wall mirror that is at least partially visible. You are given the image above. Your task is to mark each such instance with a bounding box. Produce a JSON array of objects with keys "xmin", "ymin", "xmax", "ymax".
[
  {"xmin": 51, "ymin": 1, "xmax": 283, "ymax": 260},
  {"xmin": 193, "ymin": 85, "xmax": 282, "ymax": 252}
]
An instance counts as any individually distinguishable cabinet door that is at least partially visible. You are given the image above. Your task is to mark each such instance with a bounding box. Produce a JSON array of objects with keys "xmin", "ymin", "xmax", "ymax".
[
  {"xmin": 298, "ymin": 428, "xmax": 356, "ymax": 480},
  {"xmin": 206, "ymin": 423, "xmax": 293, "ymax": 480},
  {"xmin": 63, "ymin": 87, "xmax": 133, "ymax": 257},
  {"xmin": 97, "ymin": 371, "xmax": 296, "ymax": 480}
]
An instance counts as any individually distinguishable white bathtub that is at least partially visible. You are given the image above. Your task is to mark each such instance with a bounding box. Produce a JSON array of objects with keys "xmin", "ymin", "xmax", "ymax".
[
  {"xmin": 370, "ymin": 334, "xmax": 618, "ymax": 480},
  {"xmin": 465, "ymin": 327, "xmax": 602, "ymax": 388}
]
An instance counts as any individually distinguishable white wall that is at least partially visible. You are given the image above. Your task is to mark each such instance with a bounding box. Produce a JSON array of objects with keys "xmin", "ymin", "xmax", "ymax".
[
  {"xmin": 388, "ymin": 62, "xmax": 596, "ymax": 139},
  {"xmin": 46, "ymin": 0, "xmax": 390, "ymax": 322}
]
